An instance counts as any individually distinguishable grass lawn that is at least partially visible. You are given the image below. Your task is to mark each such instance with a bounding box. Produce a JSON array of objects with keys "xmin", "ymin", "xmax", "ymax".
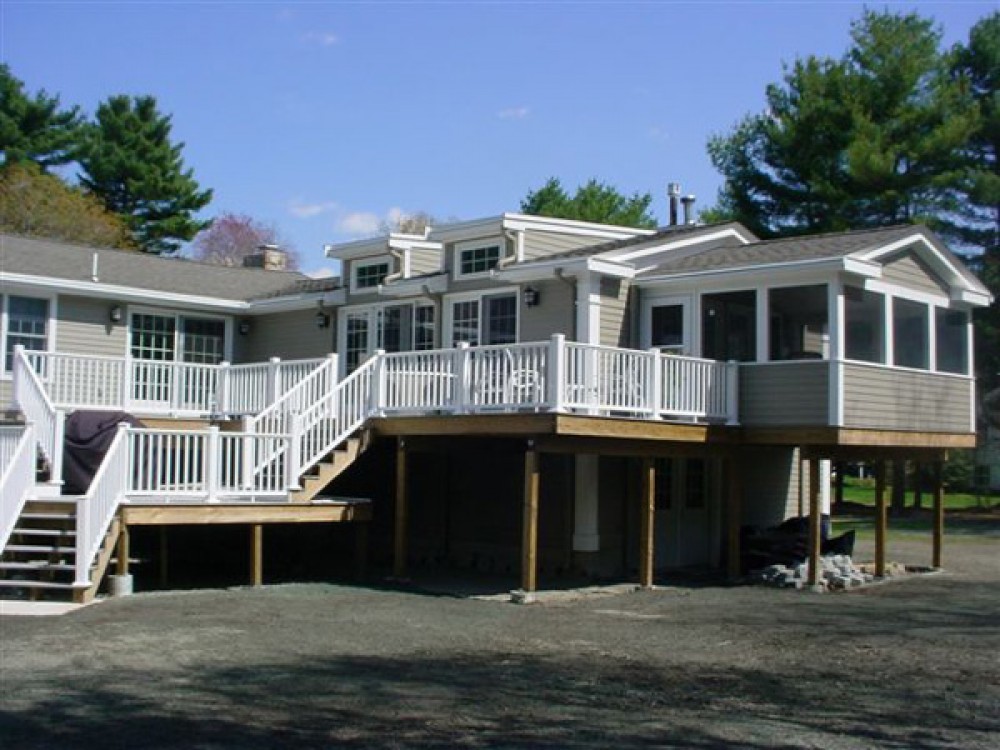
[{"xmin": 838, "ymin": 476, "xmax": 999, "ymax": 510}]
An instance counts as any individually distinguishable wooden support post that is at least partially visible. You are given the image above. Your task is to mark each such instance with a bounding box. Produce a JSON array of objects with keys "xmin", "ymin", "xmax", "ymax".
[
  {"xmin": 932, "ymin": 461, "xmax": 944, "ymax": 569},
  {"xmin": 521, "ymin": 445, "xmax": 540, "ymax": 594},
  {"xmin": 875, "ymin": 460, "xmax": 887, "ymax": 577},
  {"xmin": 807, "ymin": 458, "xmax": 821, "ymax": 586},
  {"xmin": 727, "ymin": 456, "xmax": 742, "ymax": 580},
  {"xmin": 116, "ymin": 522, "xmax": 130, "ymax": 578},
  {"xmin": 393, "ymin": 439, "xmax": 408, "ymax": 578},
  {"xmin": 158, "ymin": 526, "xmax": 169, "ymax": 588},
  {"xmin": 639, "ymin": 457, "xmax": 655, "ymax": 589},
  {"xmin": 250, "ymin": 524, "xmax": 263, "ymax": 586}
]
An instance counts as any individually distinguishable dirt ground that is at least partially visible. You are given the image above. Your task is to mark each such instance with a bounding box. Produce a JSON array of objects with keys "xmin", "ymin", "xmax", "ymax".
[{"xmin": 1, "ymin": 528, "xmax": 998, "ymax": 749}]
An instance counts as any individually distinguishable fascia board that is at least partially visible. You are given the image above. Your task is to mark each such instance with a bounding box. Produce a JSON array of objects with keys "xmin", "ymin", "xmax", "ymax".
[
  {"xmin": 324, "ymin": 238, "xmax": 389, "ymax": 261},
  {"xmin": 586, "ymin": 258, "xmax": 636, "ymax": 278},
  {"xmin": 609, "ymin": 228, "xmax": 751, "ymax": 263},
  {"xmin": 501, "ymin": 213, "xmax": 653, "ymax": 240},
  {"xmin": 858, "ymin": 233, "xmax": 985, "ymax": 294},
  {"xmin": 388, "ymin": 237, "xmax": 443, "ymax": 252},
  {"xmin": 246, "ymin": 289, "xmax": 345, "ymax": 314},
  {"xmin": 0, "ymin": 272, "xmax": 248, "ymax": 312},
  {"xmin": 952, "ymin": 288, "xmax": 993, "ymax": 307},
  {"xmin": 635, "ymin": 257, "xmax": 861, "ymax": 286},
  {"xmin": 377, "ymin": 275, "xmax": 448, "ymax": 298},
  {"xmin": 490, "ymin": 258, "xmax": 589, "ymax": 282}
]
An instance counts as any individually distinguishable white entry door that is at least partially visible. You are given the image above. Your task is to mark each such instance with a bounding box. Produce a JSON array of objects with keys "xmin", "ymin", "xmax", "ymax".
[{"xmin": 653, "ymin": 458, "xmax": 712, "ymax": 569}]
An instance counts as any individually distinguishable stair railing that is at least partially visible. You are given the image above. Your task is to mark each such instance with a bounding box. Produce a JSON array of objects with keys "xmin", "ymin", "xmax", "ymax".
[
  {"xmin": 246, "ymin": 353, "xmax": 338, "ymax": 435},
  {"xmin": 73, "ymin": 422, "xmax": 130, "ymax": 587},
  {"xmin": 12, "ymin": 346, "xmax": 64, "ymax": 484},
  {"xmin": 0, "ymin": 423, "xmax": 36, "ymax": 552}
]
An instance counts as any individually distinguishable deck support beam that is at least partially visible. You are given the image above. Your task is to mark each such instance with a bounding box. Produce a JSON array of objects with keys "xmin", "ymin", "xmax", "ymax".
[
  {"xmin": 639, "ymin": 457, "xmax": 655, "ymax": 589},
  {"xmin": 875, "ymin": 460, "xmax": 887, "ymax": 577},
  {"xmin": 807, "ymin": 458, "xmax": 821, "ymax": 587},
  {"xmin": 727, "ymin": 456, "xmax": 742, "ymax": 580},
  {"xmin": 932, "ymin": 461, "xmax": 944, "ymax": 569},
  {"xmin": 393, "ymin": 438, "xmax": 408, "ymax": 579},
  {"xmin": 250, "ymin": 524, "xmax": 263, "ymax": 586},
  {"xmin": 521, "ymin": 444, "xmax": 540, "ymax": 594}
]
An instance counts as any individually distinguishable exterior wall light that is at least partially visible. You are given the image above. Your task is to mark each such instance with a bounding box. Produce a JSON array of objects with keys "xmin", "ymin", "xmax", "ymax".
[
  {"xmin": 524, "ymin": 286, "xmax": 540, "ymax": 307},
  {"xmin": 109, "ymin": 305, "xmax": 123, "ymax": 324},
  {"xmin": 315, "ymin": 310, "xmax": 331, "ymax": 329},
  {"xmin": 238, "ymin": 320, "xmax": 251, "ymax": 336}
]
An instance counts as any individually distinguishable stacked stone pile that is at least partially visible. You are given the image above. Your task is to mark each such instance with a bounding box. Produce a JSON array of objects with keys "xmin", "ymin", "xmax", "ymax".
[{"xmin": 756, "ymin": 555, "xmax": 877, "ymax": 591}]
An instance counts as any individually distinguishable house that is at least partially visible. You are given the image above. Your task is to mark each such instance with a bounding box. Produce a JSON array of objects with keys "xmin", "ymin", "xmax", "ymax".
[{"xmin": 0, "ymin": 211, "xmax": 991, "ymax": 605}]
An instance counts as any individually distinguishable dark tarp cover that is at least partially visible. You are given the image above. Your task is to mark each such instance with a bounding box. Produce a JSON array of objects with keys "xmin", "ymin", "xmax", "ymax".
[{"xmin": 62, "ymin": 411, "xmax": 142, "ymax": 494}]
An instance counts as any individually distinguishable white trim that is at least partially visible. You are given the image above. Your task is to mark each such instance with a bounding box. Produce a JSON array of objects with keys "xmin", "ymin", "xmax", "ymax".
[
  {"xmin": 377, "ymin": 274, "xmax": 448, "ymax": 298},
  {"xmin": 639, "ymin": 293, "xmax": 693, "ymax": 353},
  {"xmin": 453, "ymin": 238, "xmax": 506, "ymax": 280},
  {"xmin": 442, "ymin": 286, "xmax": 520, "ymax": 347},
  {"xmin": 336, "ymin": 298, "xmax": 439, "ymax": 373},
  {"xmin": 863, "ymin": 278, "xmax": 950, "ymax": 308},
  {"xmin": 610, "ymin": 227, "xmax": 753, "ymax": 263},
  {"xmin": 859, "ymin": 233, "xmax": 988, "ymax": 297},
  {"xmin": 636, "ymin": 256, "xmax": 880, "ymax": 286},
  {"xmin": 351, "ymin": 258, "xmax": 391, "ymax": 294},
  {"xmin": 0, "ymin": 272, "xmax": 247, "ymax": 312},
  {"xmin": 755, "ymin": 285, "xmax": 768, "ymax": 363},
  {"xmin": 0, "ymin": 289, "xmax": 58, "ymax": 378},
  {"xmin": 501, "ymin": 212, "xmax": 653, "ymax": 240}
]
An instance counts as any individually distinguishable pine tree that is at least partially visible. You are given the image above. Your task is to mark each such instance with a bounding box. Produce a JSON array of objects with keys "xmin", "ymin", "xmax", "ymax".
[
  {"xmin": 0, "ymin": 64, "xmax": 83, "ymax": 169},
  {"xmin": 79, "ymin": 95, "xmax": 212, "ymax": 254},
  {"xmin": 706, "ymin": 10, "xmax": 979, "ymax": 237}
]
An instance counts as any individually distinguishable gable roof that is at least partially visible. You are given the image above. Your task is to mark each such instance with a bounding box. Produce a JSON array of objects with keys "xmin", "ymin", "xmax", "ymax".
[
  {"xmin": 0, "ymin": 234, "xmax": 329, "ymax": 302},
  {"xmin": 635, "ymin": 224, "xmax": 991, "ymax": 302}
]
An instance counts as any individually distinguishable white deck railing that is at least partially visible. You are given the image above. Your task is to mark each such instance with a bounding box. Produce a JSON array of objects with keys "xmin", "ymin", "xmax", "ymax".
[
  {"xmin": 0, "ymin": 424, "xmax": 27, "ymax": 473},
  {"xmin": 13, "ymin": 347, "xmax": 64, "ymax": 483},
  {"xmin": 0, "ymin": 423, "xmax": 36, "ymax": 552},
  {"xmin": 74, "ymin": 423, "xmax": 130, "ymax": 587},
  {"xmin": 246, "ymin": 354, "xmax": 338, "ymax": 434},
  {"xmin": 23, "ymin": 351, "xmax": 328, "ymax": 417}
]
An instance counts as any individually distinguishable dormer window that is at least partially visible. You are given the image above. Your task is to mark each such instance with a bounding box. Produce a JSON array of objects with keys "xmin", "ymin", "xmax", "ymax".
[
  {"xmin": 456, "ymin": 240, "xmax": 503, "ymax": 278},
  {"xmin": 353, "ymin": 260, "xmax": 389, "ymax": 291}
]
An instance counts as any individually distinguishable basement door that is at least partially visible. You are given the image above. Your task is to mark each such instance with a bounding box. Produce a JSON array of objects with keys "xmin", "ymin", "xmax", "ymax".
[{"xmin": 653, "ymin": 458, "xmax": 712, "ymax": 569}]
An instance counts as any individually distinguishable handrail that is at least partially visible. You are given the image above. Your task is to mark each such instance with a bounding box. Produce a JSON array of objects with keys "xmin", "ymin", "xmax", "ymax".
[
  {"xmin": 0, "ymin": 423, "xmax": 36, "ymax": 552},
  {"xmin": 13, "ymin": 346, "xmax": 64, "ymax": 483},
  {"xmin": 247, "ymin": 354, "xmax": 338, "ymax": 434},
  {"xmin": 74, "ymin": 423, "xmax": 129, "ymax": 586}
]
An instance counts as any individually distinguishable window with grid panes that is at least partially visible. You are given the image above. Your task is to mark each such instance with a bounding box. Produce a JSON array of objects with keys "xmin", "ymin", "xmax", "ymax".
[
  {"xmin": 459, "ymin": 244, "xmax": 501, "ymax": 276},
  {"xmin": 355, "ymin": 262, "xmax": 389, "ymax": 290},
  {"xmin": 4, "ymin": 296, "xmax": 48, "ymax": 371}
]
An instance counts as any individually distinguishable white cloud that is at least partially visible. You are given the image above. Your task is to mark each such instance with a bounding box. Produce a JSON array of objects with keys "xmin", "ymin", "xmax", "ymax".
[
  {"xmin": 303, "ymin": 31, "xmax": 339, "ymax": 47},
  {"xmin": 289, "ymin": 199, "xmax": 338, "ymax": 219},
  {"xmin": 338, "ymin": 212, "xmax": 382, "ymax": 236},
  {"xmin": 497, "ymin": 106, "xmax": 530, "ymax": 120}
]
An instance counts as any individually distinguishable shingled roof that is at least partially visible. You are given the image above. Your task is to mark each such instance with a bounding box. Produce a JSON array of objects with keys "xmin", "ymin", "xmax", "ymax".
[
  {"xmin": 0, "ymin": 234, "xmax": 332, "ymax": 301},
  {"xmin": 635, "ymin": 224, "xmax": 979, "ymax": 282}
]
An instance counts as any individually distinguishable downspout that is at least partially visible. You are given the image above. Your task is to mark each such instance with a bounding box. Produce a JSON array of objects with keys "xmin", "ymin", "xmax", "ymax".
[
  {"xmin": 497, "ymin": 229, "xmax": 522, "ymax": 271},
  {"xmin": 381, "ymin": 245, "xmax": 407, "ymax": 286}
]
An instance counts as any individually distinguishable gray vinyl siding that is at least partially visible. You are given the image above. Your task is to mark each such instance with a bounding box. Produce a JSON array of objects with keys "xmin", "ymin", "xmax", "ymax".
[
  {"xmin": 520, "ymin": 279, "xmax": 574, "ymax": 341},
  {"xmin": 739, "ymin": 447, "xmax": 802, "ymax": 526},
  {"xmin": 841, "ymin": 363, "xmax": 972, "ymax": 433},
  {"xmin": 235, "ymin": 309, "xmax": 334, "ymax": 363},
  {"xmin": 739, "ymin": 362, "xmax": 830, "ymax": 426},
  {"xmin": 881, "ymin": 249, "xmax": 950, "ymax": 296},
  {"xmin": 522, "ymin": 231, "xmax": 605, "ymax": 261},
  {"xmin": 409, "ymin": 249, "xmax": 441, "ymax": 276},
  {"xmin": 599, "ymin": 278, "xmax": 632, "ymax": 347},
  {"xmin": 56, "ymin": 295, "xmax": 128, "ymax": 357}
]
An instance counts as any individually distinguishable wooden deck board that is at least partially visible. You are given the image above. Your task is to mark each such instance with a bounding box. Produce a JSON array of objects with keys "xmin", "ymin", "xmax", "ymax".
[{"xmin": 122, "ymin": 501, "xmax": 372, "ymax": 526}]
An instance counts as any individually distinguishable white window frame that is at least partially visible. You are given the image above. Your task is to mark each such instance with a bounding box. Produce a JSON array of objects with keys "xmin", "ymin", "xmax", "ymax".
[
  {"xmin": 442, "ymin": 287, "xmax": 520, "ymax": 347},
  {"xmin": 128, "ymin": 306, "xmax": 234, "ymax": 364},
  {"xmin": 0, "ymin": 290, "xmax": 58, "ymax": 378},
  {"xmin": 336, "ymin": 299, "xmax": 438, "ymax": 374},
  {"xmin": 453, "ymin": 238, "xmax": 505, "ymax": 280},
  {"xmin": 351, "ymin": 258, "xmax": 391, "ymax": 293}
]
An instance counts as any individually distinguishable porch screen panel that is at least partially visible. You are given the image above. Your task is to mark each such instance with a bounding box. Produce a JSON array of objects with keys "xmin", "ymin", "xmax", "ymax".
[
  {"xmin": 935, "ymin": 308, "xmax": 968, "ymax": 374},
  {"xmin": 651, "ymin": 305, "xmax": 684, "ymax": 353},
  {"xmin": 893, "ymin": 298, "xmax": 929, "ymax": 370}
]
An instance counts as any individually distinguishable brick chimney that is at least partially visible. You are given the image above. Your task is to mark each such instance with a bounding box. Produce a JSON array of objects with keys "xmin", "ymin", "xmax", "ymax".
[{"xmin": 243, "ymin": 244, "xmax": 288, "ymax": 271}]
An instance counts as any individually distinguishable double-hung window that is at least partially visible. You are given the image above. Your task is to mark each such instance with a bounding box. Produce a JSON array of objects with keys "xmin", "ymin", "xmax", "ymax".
[
  {"xmin": 354, "ymin": 261, "xmax": 389, "ymax": 291},
  {"xmin": 3, "ymin": 295, "xmax": 50, "ymax": 372}
]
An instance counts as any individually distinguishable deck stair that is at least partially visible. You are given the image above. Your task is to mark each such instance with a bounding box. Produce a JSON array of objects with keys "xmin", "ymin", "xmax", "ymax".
[
  {"xmin": 290, "ymin": 436, "xmax": 366, "ymax": 503},
  {"xmin": 0, "ymin": 498, "xmax": 119, "ymax": 604}
]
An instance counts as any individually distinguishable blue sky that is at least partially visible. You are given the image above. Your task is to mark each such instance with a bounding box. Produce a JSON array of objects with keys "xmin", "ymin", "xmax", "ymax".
[{"xmin": 2, "ymin": 1, "xmax": 994, "ymax": 276}]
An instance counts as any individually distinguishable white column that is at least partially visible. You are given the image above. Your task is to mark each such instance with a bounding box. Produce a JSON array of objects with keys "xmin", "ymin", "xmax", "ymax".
[
  {"xmin": 575, "ymin": 272, "xmax": 602, "ymax": 345},
  {"xmin": 572, "ymin": 454, "xmax": 600, "ymax": 552},
  {"xmin": 820, "ymin": 459, "xmax": 832, "ymax": 517},
  {"xmin": 755, "ymin": 287, "xmax": 768, "ymax": 362}
]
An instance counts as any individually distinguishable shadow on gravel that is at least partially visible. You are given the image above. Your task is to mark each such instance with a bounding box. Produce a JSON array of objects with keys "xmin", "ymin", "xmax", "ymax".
[{"xmin": 2, "ymin": 649, "xmax": 996, "ymax": 749}]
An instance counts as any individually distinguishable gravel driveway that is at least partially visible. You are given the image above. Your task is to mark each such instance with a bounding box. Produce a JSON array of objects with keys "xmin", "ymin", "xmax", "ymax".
[{"xmin": 1, "ymin": 532, "xmax": 998, "ymax": 749}]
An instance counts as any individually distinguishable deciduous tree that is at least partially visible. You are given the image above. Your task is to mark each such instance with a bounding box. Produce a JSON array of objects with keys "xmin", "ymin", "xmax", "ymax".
[
  {"xmin": 521, "ymin": 178, "xmax": 656, "ymax": 228},
  {"xmin": 79, "ymin": 95, "xmax": 212, "ymax": 254},
  {"xmin": 191, "ymin": 212, "xmax": 299, "ymax": 269},
  {"xmin": 0, "ymin": 162, "xmax": 133, "ymax": 248}
]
